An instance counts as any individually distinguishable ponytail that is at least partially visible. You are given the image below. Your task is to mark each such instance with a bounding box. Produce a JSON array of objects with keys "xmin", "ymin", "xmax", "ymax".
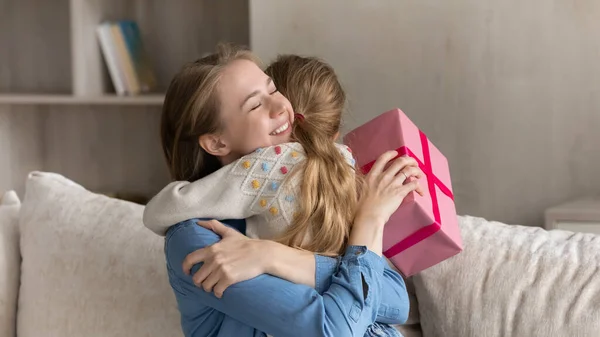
[
  {"xmin": 266, "ymin": 55, "xmax": 361, "ymax": 256},
  {"xmin": 277, "ymin": 118, "xmax": 359, "ymax": 255}
]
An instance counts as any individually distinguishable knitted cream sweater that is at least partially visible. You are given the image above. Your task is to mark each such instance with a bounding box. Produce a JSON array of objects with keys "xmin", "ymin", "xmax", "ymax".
[{"xmin": 143, "ymin": 142, "xmax": 355, "ymax": 240}]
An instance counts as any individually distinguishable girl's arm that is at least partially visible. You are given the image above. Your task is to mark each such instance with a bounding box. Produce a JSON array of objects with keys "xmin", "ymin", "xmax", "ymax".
[{"xmin": 143, "ymin": 143, "xmax": 306, "ymax": 237}]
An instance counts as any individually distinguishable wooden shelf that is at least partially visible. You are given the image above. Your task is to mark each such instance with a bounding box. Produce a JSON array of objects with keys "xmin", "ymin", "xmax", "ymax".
[
  {"xmin": 1, "ymin": 0, "xmax": 248, "ymax": 198},
  {"xmin": 0, "ymin": 94, "xmax": 165, "ymax": 106}
]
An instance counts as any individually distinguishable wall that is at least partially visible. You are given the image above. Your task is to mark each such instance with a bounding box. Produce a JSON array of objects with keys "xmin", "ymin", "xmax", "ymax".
[
  {"xmin": 0, "ymin": 106, "xmax": 46, "ymax": 196},
  {"xmin": 250, "ymin": 0, "xmax": 600, "ymax": 226}
]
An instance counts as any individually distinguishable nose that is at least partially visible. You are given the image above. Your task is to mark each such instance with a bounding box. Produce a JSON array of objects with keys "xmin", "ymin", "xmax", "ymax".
[{"xmin": 269, "ymin": 96, "xmax": 287, "ymax": 118}]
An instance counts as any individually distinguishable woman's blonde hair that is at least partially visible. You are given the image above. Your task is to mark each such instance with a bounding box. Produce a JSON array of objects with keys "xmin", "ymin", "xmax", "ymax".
[
  {"xmin": 266, "ymin": 55, "xmax": 361, "ymax": 256},
  {"xmin": 161, "ymin": 44, "xmax": 259, "ymax": 182}
]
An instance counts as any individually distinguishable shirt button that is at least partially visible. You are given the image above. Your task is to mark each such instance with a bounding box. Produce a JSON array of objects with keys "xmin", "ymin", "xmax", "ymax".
[{"xmin": 355, "ymin": 250, "xmax": 361, "ymax": 256}]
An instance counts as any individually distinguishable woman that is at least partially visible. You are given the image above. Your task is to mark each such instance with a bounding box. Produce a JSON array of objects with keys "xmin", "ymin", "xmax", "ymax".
[{"xmin": 156, "ymin": 45, "xmax": 422, "ymax": 336}]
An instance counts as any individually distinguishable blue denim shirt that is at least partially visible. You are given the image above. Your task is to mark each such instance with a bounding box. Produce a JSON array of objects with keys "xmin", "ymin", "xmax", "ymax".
[{"xmin": 165, "ymin": 219, "xmax": 409, "ymax": 337}]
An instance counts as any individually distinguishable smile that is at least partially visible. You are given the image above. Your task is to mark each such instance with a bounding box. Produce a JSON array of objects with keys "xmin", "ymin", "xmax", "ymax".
[{"xmin": 270, "ymin": 122, "xmax": 290, "ymax": 135}]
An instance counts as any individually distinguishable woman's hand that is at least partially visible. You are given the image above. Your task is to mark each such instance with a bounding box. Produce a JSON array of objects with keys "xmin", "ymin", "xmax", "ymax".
[
  {"xmin": 349, "ymin": 151, "xmax": 424, "ymax": 254},
  {"xmin": 182, "ymin": 220, "xmax": 270, "ymax": 298}
]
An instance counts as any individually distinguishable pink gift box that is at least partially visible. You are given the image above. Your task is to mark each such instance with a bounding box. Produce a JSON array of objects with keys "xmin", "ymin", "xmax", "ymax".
[{"xmin": 343, "ymin": 108, "xmax": 463, "ymax": 276}]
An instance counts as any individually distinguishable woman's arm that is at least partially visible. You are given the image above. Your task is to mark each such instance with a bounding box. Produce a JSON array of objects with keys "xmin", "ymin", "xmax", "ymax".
[
  {"xmin": 183, "ymin": 220, "xmax": 408, "ymax": 325},
  {"xmin": 167, "ymin": 219, "xmax": 386, "ymax": 337},
  {"xmin": 172, "ymin": 151, "xmax": 421, "ymax": 336},
  {"xmin": 261, "ymin": 240, "xmax": 321, "ymax": 288},
  {"xmin": 256, "ymin": 239, "xmax": 409, "ymax": 324}
]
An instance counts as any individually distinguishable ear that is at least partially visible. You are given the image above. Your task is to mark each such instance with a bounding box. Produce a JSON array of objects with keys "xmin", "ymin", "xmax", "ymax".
[{"xmin": 198, "ymin": 134, "xmax": 231, "ymax": 157}]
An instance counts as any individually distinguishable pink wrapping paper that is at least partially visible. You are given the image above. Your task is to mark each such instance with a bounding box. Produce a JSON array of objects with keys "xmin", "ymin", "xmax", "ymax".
[{"xmin": 343, "ymin": 108, "xmax": 462, "ymax": 276}]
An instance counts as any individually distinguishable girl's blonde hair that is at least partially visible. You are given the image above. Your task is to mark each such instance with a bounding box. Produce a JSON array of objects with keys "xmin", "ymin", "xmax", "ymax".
[
  {"xmin": 266, "ymin": 55, "xmax": 361, "ymax": 256},
  {"xmin": 161, "ymin": 44, "xmax": 259, "ymax": 182}
]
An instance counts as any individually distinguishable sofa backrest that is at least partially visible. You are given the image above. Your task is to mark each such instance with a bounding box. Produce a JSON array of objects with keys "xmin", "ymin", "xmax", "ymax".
[{"xmin": 414, "ymin": 215, "xmax": 600, "ymax": 336}]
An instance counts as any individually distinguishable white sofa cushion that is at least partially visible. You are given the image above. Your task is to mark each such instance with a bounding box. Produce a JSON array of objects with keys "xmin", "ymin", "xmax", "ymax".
[
  {"xmin": 0, "ymin": 191, "xmax": 21, "ymax": 337},
  {"xmin": 17, "ymin": 172, "xmax": 182, "ymax": 337},
  {"xmin": 389, "ymin": 260, "xmax": 422, "ymax": 337},
  {"xmin": 414, "ymin": 215, "xmax": 600, "ymax": 337}
]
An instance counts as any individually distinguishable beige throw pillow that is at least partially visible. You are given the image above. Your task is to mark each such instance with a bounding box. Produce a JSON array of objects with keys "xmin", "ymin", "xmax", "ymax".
[
  {"xmin": 394, "ymin": 276, "xmax": 423, "ymax": 337},
  {"xmin": 0, "ymin": 191, "xmax": 21, "ymax": 337},
  {"xmin": 17, "ymin": 172, "xmax": 182, "ymax": 337},
  {"xmin": 413, "ymin": 215, "xmax": 600, "ymax": 337}
]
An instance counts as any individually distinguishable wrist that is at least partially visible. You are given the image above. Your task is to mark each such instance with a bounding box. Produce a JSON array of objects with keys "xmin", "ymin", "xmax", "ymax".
[
  {"xmin": 354, "ymin": 212, "xmax": 387, "ymax": 229},
  {"xmin": 262, "ymin": 241, "xmax": 317, "ymax": 287},
  {"xmin": 262, "ymin": 240, "xmax": 310, "ymax": 274},
  {"xmin": 348, "ymin": 221, "xmax": 384, "ymax": 256},
  {"xmin": 254, "ymin": 239, "xmax": 276, "ymax": 274}
]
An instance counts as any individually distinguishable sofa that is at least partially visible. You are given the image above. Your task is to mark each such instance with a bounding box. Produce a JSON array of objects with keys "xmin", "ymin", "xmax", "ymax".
[{"xmin": 1, "ymin": 172, "xmax": 599, "ymax": 337}]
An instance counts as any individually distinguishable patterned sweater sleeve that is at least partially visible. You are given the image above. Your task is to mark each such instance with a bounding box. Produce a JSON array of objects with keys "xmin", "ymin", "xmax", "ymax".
[{"xmin": 142, "ymin": 143, "xmax": 308, "ymax": 236}]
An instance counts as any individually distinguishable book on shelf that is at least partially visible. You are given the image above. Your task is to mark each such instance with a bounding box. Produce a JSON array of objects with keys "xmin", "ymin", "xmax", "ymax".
[{"xmin": 96, "ymin": 21, "xmax": 158, "ymax": 96}]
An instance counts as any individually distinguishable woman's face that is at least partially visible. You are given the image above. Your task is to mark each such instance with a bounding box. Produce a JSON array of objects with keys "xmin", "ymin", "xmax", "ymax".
[{"xmin": 216, "ymin": 59, "xmax": 295, "ymax": 162}]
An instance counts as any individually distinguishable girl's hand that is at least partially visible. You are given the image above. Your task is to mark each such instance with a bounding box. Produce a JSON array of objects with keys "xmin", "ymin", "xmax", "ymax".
[
  {"xmin": 182, "ymin": 220, "xmax": 270, "ymax": 298},
  {"xmin": 349, "ymin": 151, "xmax": 424, "ymax": 255},
  {"xmin": 356, "ymin": 150, "xmax": 424, "ymax": 227}
]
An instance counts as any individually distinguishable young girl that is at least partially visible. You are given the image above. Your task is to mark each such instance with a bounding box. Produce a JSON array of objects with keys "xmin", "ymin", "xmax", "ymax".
[
  {"xmin": 144, "ymin": 55, "xmax": 361, "ymax": 257},
  {"xmin": 146, "ymin": 45, "xmax": 423, "ymax": 337}
]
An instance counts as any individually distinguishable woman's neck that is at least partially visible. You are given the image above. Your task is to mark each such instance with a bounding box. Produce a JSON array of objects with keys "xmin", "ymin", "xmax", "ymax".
[{"xmin": 219, "ymin": 152, "xmax": 242, "ymax": 166}]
